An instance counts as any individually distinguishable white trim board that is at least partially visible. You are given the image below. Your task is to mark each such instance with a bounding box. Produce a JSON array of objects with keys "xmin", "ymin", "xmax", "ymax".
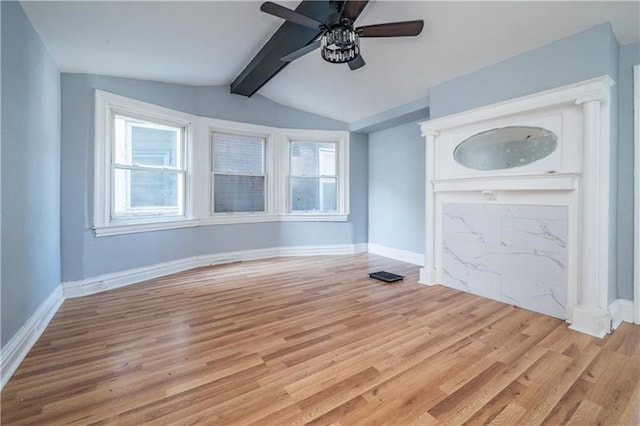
[
  {"xmin": 609, "ymin": 299, "xmax": 635, "ymax": 330},
  {"xmin": 63, "ymin": 244, "xmax": 368, "ymax": 298},
  {"xmin": 634, "ymin": 64, "xmax": 640, "ymax": 324},
  {"xmin": 0, "ymin": 286, "xmax": 64, "ymax": 390},
  {"xmin": 367, "ymin": 243, "xmax": 424, "ymax": 266}
]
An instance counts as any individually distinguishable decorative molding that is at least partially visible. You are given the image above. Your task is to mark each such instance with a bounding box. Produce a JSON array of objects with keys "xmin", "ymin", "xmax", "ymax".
[
  {"xmin": 433, "ymin": 173, "xmax": 578, "ymax": 193},
  {"xmin": 62, "ymin": 244, "xmax": 368, "ymax": 298},
  {"xmin": 609, "ymin": 299, "xmax": 635, "ymax": 330},
  {"xmin": 367, "ymin": 243, "xmax": 424, "ymax": 266},
  {"xmin": 419, "ymin": 75, "xmax": 614, "ymax": 134},
  {"xmin": 1, "ymin": 286, "xmax": 64, "ymax": 390}
]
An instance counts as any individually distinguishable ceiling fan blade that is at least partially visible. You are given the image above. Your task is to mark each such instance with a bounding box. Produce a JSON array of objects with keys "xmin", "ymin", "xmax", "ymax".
[
  {"xmin": 357, "ymin": 20, "xmax": 424, "ymax": 38},
  {"xmin": 348, "ymin": 55, "xmax": 366, "ymax": 70},
  {"xmin": 342, "ymin": 0, "xmax": 369, "ymax": 21},
  {"xmin": 260, "ymin": 2, "xmax": 324, "ymax": 30},
  {"xmin": 281, "ymin": 40, "xmax": 321, "ymax": 62}
]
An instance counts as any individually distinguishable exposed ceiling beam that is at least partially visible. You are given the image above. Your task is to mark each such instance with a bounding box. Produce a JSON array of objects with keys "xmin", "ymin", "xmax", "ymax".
[{"xmin": 230, "ymin": 1, "xmax": 345, "ymax": 97}]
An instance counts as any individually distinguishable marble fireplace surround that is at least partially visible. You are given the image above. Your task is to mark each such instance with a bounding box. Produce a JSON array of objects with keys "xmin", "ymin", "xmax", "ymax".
[
  {"xmin": 441, "ymin": 203, "xmax": 568, "ymax": 320},
  {"xmin": 419, "ymin": 76, "xmax": 615, "ymax": 338}
]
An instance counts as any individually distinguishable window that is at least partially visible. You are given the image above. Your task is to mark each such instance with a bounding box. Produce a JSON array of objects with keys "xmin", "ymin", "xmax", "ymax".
[
  {"xmin": 212, "ymin": 132, "xmax": 266, "ymax": 214},
  {"xmin": 113, "ymin": 115, "xmax": 185, "ymax": 218},
  {"xmin": 94, "ymin": 91, "xmax": 194, "ymax": 235},
  {"xmin": 290, "ymin": 141, "xmax": 337, "ymax": 212},
  {"xmin": 94, "ymin": 90, "xmax": 349, "ymax": 236},
  {"xmin": 283, "ymin": 129, "xmax": 349, "ymax": 219}
]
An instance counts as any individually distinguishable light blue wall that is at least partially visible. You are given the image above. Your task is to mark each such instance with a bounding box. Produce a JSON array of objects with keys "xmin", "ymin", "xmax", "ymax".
[
  {"xmin": 60, "ymin": 74, "xmax": 366, "ymax": 281},
  {"xmin": 368, "ymin": 121, "xmax": 425, "ymax": 254},
  {"xmin": 1, "ymin": 2, "xmax": 61, "ymax": 347},
  {"xmin": 350, "ymin": 97, "xmax": 430, "ymax": 133},
  {"xmin": 429, "ymin": 24, "xmax": 616, "ymax": 119},
  {"xmin": 617, "ymin": 42, "xmax": 640, "ymax": 300}
]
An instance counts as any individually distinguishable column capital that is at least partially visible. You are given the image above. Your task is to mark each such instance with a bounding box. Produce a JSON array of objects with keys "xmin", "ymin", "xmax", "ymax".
[
  {"xmin": 574, "ymin": 92, "xmax": 607, "ymax": 106},
  {"xmin": 422, "ymin": 130, "xmax": 440, "ymax": 139}
]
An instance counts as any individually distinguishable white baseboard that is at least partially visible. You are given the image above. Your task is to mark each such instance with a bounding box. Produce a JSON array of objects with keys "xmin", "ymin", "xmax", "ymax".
[
  {"xmin": 367, "ymin": 243, "xmax": 424, "ymax": 266},
  {"xmin": 569, "ymin": 306, "xmax": 612, "ymax": 338},
  {"xmin": 609, "ymin": 299, "xmax": 634, "ymax": 329},
  {"xmin": 62, "ymin": 244, "xmax": 368, "ymax": 298},
  {"xmin": 281, "ymin": 243, "xmax": 368, "ymax": 256},
  {"xmin": 1, "ymin": 285, "xmax": 64, "ymax": 390},
  {"xmin": 418, "ymin": 266, "xmax": 438, "ymax": 285}
]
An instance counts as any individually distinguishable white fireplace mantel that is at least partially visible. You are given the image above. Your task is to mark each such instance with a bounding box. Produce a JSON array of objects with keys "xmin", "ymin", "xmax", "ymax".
[{"xmin": 419, "ymin": 76, "xmax": 615, "ymax": 338}]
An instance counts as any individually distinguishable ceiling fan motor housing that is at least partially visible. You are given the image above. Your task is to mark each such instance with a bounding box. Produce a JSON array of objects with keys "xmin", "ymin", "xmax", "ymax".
[{"xmin": 321, "ymin": 26, "xmax": 360, "ymax": 63}]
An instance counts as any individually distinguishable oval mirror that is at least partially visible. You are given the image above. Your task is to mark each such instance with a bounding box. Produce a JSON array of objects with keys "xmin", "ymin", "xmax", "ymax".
[{"xmin": 453, "ymin": 126, "xmax": 557, "ymax": 171}]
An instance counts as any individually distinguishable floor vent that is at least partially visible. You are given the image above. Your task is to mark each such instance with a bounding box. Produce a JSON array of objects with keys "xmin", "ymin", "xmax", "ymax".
[{"xmin": 369, "ymin": 271, "xmax": 404, "ymax": 283}]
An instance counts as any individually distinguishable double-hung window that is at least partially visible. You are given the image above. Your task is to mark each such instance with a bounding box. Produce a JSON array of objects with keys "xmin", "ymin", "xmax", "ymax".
[
  {"xmin": 289, "ymin": 140, "xmax": 338, "ymax": 212},
  {"xmin": 212, "ymin": 132, "xmax": 266, "ymax": 214},
  {"xmin": 284, "ymin": 129, "xmax": 348, "ymax": 219},
  {"xmin": 113, "ymin": 115, "xmax": 185, "ymax": 218},
  {"xmin": 94, "ymin": 90, "xmax": 193, "ymax": 235}
]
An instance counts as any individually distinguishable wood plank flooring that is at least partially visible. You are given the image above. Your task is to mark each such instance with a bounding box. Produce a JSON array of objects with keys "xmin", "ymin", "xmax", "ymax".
[{"xmin": 1, "ymin": 254, "xmax": 639, "ymax": 425}]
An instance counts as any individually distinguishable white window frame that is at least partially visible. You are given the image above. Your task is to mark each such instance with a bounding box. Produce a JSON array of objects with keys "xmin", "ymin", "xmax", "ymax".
[
  {"xmin": 94, "ymin": 91, "xmax": 350, "ymax": 236},
  {"xmin": 202, "ymin": 118, "xmax": 278, "ymax": 224},
  {"xmin": 94, "ymin": 90, "xmax": 195, "ymax": 236},
  {"xmin": 281, "ymin": 129, "xmax": 350, "ymax": 221},
  {"xmin": 112, "ymin": 116, "xmax": 185, "ymax": 218}
]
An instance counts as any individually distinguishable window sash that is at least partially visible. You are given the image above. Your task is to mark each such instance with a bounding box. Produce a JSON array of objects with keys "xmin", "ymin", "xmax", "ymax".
[
  {"xmin": 289, "ymin": 176, "xmax": 338, "ymax": 212},
  {"xmin": 112, "ymin": 167, "xmax": 186, "ymax": 219},
  {"xmin": 211, "ymin": 131, "xmax": 268, "ymax": 215},
  {"xmin": 211, "ymin": 173, "xmax": 267, "ymax": 215},
  {"xmin": 288, "ymin": 140, "xmax": 339, "ymax": 212},
  {"xmin": 110, "ymin": 112, "xmax": 187, "ymax": 221}
]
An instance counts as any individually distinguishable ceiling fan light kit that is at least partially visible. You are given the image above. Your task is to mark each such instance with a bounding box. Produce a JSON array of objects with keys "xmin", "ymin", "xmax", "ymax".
[
  {"xmin": 321, "ymin": 26, "xmax": 360, "ymax": 63},
  {"xmin": 260, "ymin": 1, "xmax": 424, "ymax": 70}
]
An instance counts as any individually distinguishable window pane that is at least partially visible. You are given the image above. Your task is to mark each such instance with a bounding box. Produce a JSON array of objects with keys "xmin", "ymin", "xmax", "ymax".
[
  {"xmin": 291, "ymin": 177, "xmax": 337, "ymax": 212},
  {"xmin": 290, "ymin": 141, "xmax": 336, "ymax": 176},
  {"xmin": 114, "ymin": 116, "xmax": 181, "ymax": 168},
  {"xmin": 114, "ymin": 168, "xmax": 181, "ymax": 217},
  {"xmin": 213, "ymin": 133, "xmax": 264, "ymax": 174},
  {"xmin": 214, "ymin": 175, "xmax": 265, "ymax": 213}
]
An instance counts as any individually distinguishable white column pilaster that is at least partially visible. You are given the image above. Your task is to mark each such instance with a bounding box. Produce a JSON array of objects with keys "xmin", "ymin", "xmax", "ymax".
[
  {"xmin": 419, "ymin": 131, "xmax": 438, "ymax": 285},
  {"xmin": 570, "ymin": 97, "xmax": 612, "ymax": 338}
]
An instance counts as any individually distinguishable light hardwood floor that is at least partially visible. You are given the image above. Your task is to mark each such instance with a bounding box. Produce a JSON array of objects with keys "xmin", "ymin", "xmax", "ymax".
[{"xmin": 1, "ymin": 254, "xmax": 639, "ymax": 425}]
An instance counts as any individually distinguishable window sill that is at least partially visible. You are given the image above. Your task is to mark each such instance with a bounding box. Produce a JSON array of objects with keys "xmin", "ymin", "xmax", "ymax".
[
  {"xmin": 93, "ymin": 218, "xmax": 200, "ymax": 237},
  {"xmin": 93, "ymin": 213, "xmax": 349, "ymax": 236}
]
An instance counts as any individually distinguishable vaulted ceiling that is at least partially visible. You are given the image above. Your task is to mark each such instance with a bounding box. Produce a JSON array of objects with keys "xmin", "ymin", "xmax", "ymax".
[{"xmin": 21, "ymin": 1, "xmax": 640, "ymax": 123}]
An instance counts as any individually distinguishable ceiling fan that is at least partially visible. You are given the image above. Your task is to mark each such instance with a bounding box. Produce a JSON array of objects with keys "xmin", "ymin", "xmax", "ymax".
[{"xmin": 260, "ymin": 1, "xmax": 424, "ymax": 70}]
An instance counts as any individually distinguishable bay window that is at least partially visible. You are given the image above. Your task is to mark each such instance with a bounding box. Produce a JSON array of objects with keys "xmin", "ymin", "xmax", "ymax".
[{"xmin": 94, "ymin": 90, "xmax": 349, "ymax": 236}]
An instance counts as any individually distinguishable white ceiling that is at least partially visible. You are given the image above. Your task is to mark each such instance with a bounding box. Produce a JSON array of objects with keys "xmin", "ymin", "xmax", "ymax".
[{"xmin": 21, "ymin": 1, "xmax": 640, "ymax": 123}]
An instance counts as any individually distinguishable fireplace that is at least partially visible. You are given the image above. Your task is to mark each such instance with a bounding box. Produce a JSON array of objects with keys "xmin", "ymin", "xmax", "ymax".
[
  {"xmin": 441, "ymin": 202, "xmax": 568, "ymax": 319},
  {"xmin": 419, "ymin": 76, "xmax": 615, "ymax": 337}
]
